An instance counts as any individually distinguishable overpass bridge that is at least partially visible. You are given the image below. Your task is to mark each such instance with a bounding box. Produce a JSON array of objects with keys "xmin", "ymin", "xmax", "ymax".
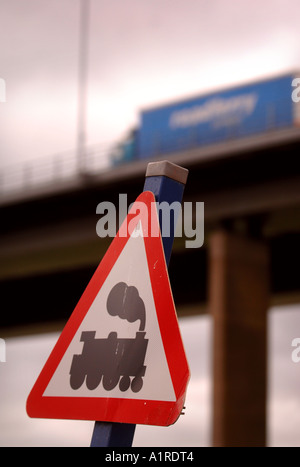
[{"xmin": 1, "ymin": 127, "xmax": 300, "ymax": 446}]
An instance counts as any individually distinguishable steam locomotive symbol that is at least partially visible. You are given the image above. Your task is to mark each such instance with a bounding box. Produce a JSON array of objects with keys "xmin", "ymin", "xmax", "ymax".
[{"xmin": 69, "ymin": 282, "xmax": 148, "ymax": 393}]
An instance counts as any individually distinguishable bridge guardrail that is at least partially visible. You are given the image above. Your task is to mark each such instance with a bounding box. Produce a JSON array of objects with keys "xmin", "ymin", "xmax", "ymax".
[{"xmin": 0, "ymin": 143, "xmax": 114, "ymax": 196}]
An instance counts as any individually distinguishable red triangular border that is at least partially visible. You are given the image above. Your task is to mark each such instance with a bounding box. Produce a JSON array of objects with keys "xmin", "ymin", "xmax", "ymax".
[{"xmin": 26, "ymin": 191, "xmax": 190, "ymax": 426}]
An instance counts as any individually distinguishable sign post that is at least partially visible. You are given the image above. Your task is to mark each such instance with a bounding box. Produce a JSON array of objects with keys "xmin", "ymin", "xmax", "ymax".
[
  {"xmin": 26, "ymin": 160, "xmax": 189, "ymax": 447},
  {"xmin": 90, "ymin": 160, "xmax": 188, "ymax": 447}
]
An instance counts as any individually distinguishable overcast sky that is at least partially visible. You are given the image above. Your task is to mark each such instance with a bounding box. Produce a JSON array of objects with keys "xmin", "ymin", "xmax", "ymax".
[{"xmin": 1, "ymin": 0, "xmax": 300, "ymax": 169}]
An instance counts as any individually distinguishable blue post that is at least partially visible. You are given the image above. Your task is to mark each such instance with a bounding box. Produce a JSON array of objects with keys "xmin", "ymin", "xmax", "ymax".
[
  {"xmin": 90, "ymin": 422, "xmax": 136, "ymax": 448},
  {"xmin": 143, "ymin": 161, "xmax": 188, "ymax": 266},
  {"xmin": 90, "ymin": 160, "xmax": 188, "ymax": 447}
]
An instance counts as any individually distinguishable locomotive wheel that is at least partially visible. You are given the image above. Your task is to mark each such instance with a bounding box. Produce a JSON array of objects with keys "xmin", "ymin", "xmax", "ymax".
[
  {"xmin": 119, "ymin": 375, "xmax": 131, "ymax": 392},
  {"xmin": 86, "ymin": 373, "xmax": 102, "ymax": 390},
  {"xmin": 131, "ymin": 376, "xmax": 143, "ymax": 393},
  {"xmin": 103, "ymin": 374, "xmax": 119, "ymax": 391},
  {"xmin": 70, "ymin": 372, "xmax": 85, "ymax": 390}
]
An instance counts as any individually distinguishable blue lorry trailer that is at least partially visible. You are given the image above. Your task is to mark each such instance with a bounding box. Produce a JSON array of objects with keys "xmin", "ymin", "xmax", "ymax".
[
  {"xmin": 111, "ymin": 73, "xmax": 300, "ymax": 164},
  {"xmin": 138, "ymin": 73, "xmax": 300, "ymax": 160}
]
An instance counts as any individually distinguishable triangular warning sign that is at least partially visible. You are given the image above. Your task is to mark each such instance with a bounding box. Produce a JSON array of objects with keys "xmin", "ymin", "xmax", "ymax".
[{"xmin": 26, "ymin": 191, "xmax": 190, "ymax": 426}]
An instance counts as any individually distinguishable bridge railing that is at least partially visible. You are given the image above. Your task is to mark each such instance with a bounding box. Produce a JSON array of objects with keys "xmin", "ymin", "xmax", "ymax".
[{"xmin": 0, "ymin": 142, "xmax": 114, "ymax": 196}]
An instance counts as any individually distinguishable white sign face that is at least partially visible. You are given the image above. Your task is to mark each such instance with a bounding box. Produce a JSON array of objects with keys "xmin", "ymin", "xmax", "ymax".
[{"xmin": 44, "ymin": 228, "xmax": 176, "ymax": 402}]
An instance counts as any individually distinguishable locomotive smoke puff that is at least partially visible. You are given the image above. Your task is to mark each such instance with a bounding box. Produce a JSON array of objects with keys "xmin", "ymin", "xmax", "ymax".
[{"xmin": 106, "ymin": 282, "xmax": 146, "ymax": 331}]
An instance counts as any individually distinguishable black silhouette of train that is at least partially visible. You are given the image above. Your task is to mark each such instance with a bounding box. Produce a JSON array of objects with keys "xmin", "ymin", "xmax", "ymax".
[{"xmin": 69, "ymin": 330, "xmax": 148, "ymax": 392}]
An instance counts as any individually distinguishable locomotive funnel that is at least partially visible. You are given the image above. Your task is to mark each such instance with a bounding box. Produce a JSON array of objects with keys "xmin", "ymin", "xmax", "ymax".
[{"xmin": 106, "ymin": 282, "xmax": 146, "ymax": 331}]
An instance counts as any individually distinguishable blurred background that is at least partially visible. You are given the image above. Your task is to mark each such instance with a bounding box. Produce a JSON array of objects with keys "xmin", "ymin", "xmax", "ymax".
[{"xmin": 0, "ymin": 0, "xmax": 300, "ymax": 447}]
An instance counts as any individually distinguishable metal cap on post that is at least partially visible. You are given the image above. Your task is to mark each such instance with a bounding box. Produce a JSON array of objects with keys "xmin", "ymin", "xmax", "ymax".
[
  {"xmin": 144, "ymin": 160, "xmax": 189, "ymax": 267},
  {"xmin": 145, "ymin": 160, "xmax": 189, "ymax": 185}
]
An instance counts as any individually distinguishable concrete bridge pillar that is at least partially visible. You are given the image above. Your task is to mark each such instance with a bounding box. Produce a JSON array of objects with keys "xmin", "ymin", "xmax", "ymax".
[{"xmin": 209, "ymin": 229, "xmax": 269, "ymax": 447}]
